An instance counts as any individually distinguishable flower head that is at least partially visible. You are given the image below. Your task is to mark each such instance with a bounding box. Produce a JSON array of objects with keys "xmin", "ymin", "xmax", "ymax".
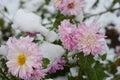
[
  {"xmin": 76, "ymin": 23, "xmax": 106, "ymax": 56},
  {"xmin": 49, "ymin": 57, "xmax": 66, "ymax": 74},
  {"xmin": 53, "ymin": 0, "xmax": 84, "ymax": 15},
  {"xmin": 6, "ymin": 36, "xmax": 45, "ymax": 79},
  {"xmin": 59, "ymin": 20, "xmax": 78, "ymax": 51}
]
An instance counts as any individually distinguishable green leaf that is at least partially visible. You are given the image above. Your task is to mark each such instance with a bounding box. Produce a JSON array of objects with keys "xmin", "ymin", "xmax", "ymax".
[
  {"xmin": 68, "ymin": 76, "xmax": 77, "ymax": 80},
  {"xmin": 52, "ymin": 12, "xmax": 75, "ymax": 30},
  {"xmin": 0, "ymin": 18, "xmax": 4, "ymax": 27},
  {"xmin": 4, "ymin": 7, "xmax": 8, "ymax": 12},
  {"xmin": 53, "ymin": 12, "xmax": 66, "ymax": 29},
  {"xmin": 86, "ymin": 61, "xmax": 106, "ymax": 80},
  {"xmin": 109, "ymin": 63, "xmax": 117, "ymax": 74},
  {"xmin": 42, "ymin": 58, "xmax": 50, "ymax": 69},
  {"xmin": 101, "ymin": 54, "xmax": 107, "ymax": 61},
  {"xmin": 45, "ymin": 0, "xmax": 50, "ymax": 5},
  {"xmin": 111, "ymin": 78, "xmax": 117, "ymax": 80},
  {"xmin": 77, "ymin": 53, "xmax": 106, "ymax": 80},
  {"xmin": 92, "ymin": 0, "xmax": 99, "ymax": 8},
  {"xmin": 115, "ymin": 58, "xmax": 120, "ymax": 66},
  {"xmin": 109, "ymin": 0, "xmax": 120, "ymax": 9},
  {"xmin": 77, "ymin": 53, "xmax": 94, "ymax": 69}
]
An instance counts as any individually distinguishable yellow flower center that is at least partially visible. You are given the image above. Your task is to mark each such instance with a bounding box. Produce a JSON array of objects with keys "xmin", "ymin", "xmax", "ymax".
[
  {"xmin": 84, "ymin": 34, "xmax": 96, "ymax": 46},
  {"xmin": 17, "ymin": 53, "xmax": 26, "ymax": 66},
  {"xmin": 55, "ymin": 0, "xmax": 61, "ymax": 3}
]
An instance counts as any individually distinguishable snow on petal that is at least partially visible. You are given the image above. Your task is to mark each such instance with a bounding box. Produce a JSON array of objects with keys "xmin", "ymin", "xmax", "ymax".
[{"xmin": 39, "ymin": 41, "xmax": 65, "ymax": 71}]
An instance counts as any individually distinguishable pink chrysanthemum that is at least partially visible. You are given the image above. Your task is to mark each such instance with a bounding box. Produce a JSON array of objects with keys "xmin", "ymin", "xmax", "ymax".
[
  {"xmin": 54, "ymin": 0, "xmax": 84, "ymax": 15},
  {"xmin": 6, "ymin": 36, "xmax": 45, "ymax": 80},
  {"xmin": 59, "ymin": 20, "xmax": 78, "ymax": 51},
  {"xmin": 29, "ymin": 68, "xmax": 46, "ymax": 80},
  {"xmin": 49, "ymin": 57, "xmax": 66, "ymax": 74},
  {"xmin": 76, "ymin": 23, "xmax": 106, "ymax": 56}
]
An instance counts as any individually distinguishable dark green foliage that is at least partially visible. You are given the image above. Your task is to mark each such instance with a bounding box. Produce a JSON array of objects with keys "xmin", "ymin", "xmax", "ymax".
[
  {"xmin": 42, "ymin": 58, "xmax": 50, "ymax": 69},
  {"xmin": 109, "ymin": 0, "xmax": 120, "ymax": 9},
  {"xmin": 45, "ymin": 0, "xmax": 50, "ymax": 5},
  {"xmin": 0, "ymin": 55, "xmax": 20, "ymax": 80},
  {"xmin": 101, "ymin": 54, "xmax": 107, "ymax": 61},
  {"xmin": 106, "ymin": 61, "xmax": 117, "ymax": 75},
  {"xmin": 77, "ymin": 53, "xmax": 107, "ymax": 80},
  {"xmin": 0, "ymin": 18, "xmax": 4, "ymax": 26},
  {"xmin": 4, "ymin": 7, "xmax": 8, "ymax": 12},
  {"xmin": 53, "ymin": 12, "xmax": 75, "ymax": 30},
  {"xmin": 92, "ymin": 0, "xmax": 99, "ymax": 8}
]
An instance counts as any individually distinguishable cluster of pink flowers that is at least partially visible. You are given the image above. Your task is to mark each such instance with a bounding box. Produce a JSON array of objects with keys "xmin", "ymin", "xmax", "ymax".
[
  {"xmin": 53, "ymin": 0, "xmax": 84, "ymax": 15},
  {"xmin": 49, "ymin": 57, "xmax": 66, "ymax": 74},
  {"xmin": 59, "ymin": 20, "xmax": 106, "ymax": 56},
  {"xmin": 6, "ymin": 37, "xmax": 46, "ymax": 80}
]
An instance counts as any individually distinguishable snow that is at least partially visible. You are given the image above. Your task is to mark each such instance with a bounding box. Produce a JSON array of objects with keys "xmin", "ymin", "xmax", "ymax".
[
  {"xmin": 22, "ymin": 0, "xmax": 45, "ymax": 12},
  {"xmin": 12, "ymin": 9, "xmax": 58, "ymax": 42},
  {"xmin": 67, "ymin": 51, "xmax": 77, "ymax": 64},
  {"xmin": 0, "ymin": 45, "xmax": 7, "ymax": 56},
  {"xmin": 12, "ymin": 9, "xmax": 43, "ymax": 32},
  {"xmin": 106, "ymin": 48, "xmax": 116, "ymax": 62},
  {"xmin": 0, "ymin": 0, "xmax": 20, "ymax": 19},
  {"xmin": 39, "ymin": 41, "xmax": 65, "ymax": 71},
  {"xmin": 70, "ymin": 66, "xmax": 79, "ymax": 77},
  {"xmin": 54, "ymin": 76, "xmax": 68, "ymax": 80}
]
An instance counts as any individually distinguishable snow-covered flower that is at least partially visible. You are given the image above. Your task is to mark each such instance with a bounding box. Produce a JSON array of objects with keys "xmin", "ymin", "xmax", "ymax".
[
  {"xmin": 39, "ymin": 42, "xmax": 65, "ymax": 72},
  {"xmin": 53, "ymin": 0, "xmax": 84, "ymax": 16},
  {"xmin": 6, "ymin": 36, "xmax": 45, "ymax": 79},
  {"xmin": 59, "ymin": 20, "xmax": 78, "ymax": 51},
  {"xmin": 49, "ymin": 57, "xmax": 66, "ymax": 74},
  {"xmin": 12, "ymin": 9, "xmax": 42, "ymax": 33},
  {"xmin": 76, "ymin": 23, "xmax": 106, "ymax": 56},
  {"xmin": 12, "ymin": 9, "xmax": 58, "ymax": 42}
]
